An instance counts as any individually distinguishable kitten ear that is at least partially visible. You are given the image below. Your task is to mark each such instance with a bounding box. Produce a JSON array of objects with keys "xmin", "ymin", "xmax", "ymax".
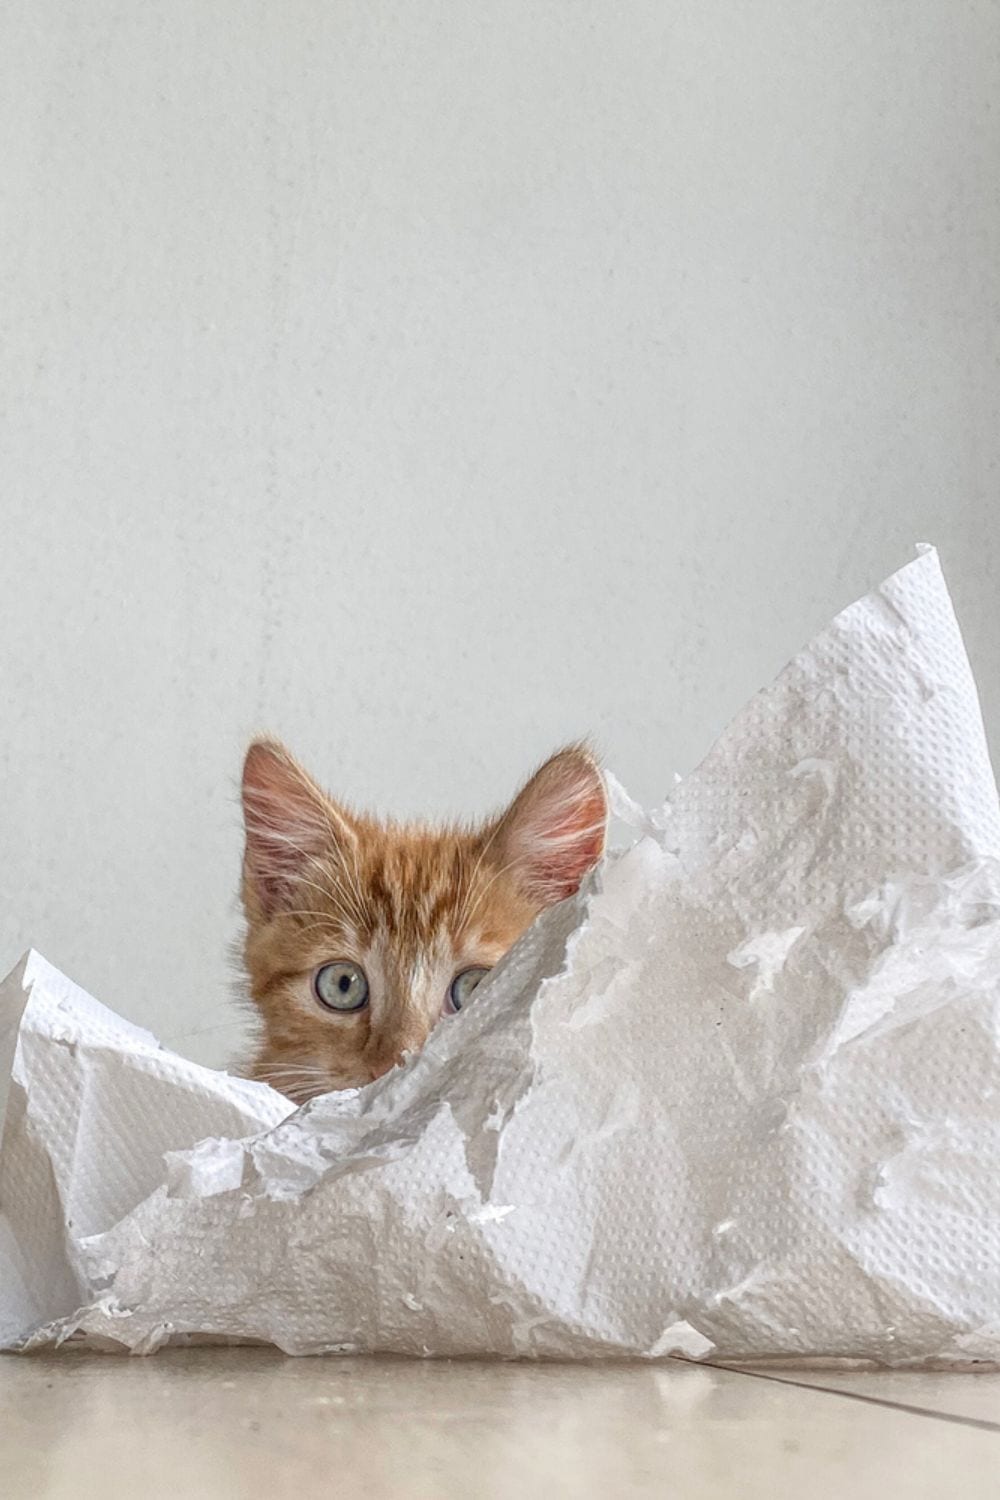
[
  {"xmin": 496, "ymin": 745, "xmax": 607, "ymax": 906},
  {"xmin": 241, "ymin": 739, "xmax": 353, "ymax": 918}
]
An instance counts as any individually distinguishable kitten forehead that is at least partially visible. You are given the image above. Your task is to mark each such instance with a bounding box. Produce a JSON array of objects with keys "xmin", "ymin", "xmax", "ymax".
[{"xmin": 343, "ymin": 835, "xmax": 504, "ymax": 946}]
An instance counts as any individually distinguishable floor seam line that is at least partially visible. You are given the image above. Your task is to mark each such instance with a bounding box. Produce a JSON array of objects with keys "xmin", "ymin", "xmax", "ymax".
[{"xmin": 706, "ymin": 1364, "xmax": 1000, "ymax": 1433}]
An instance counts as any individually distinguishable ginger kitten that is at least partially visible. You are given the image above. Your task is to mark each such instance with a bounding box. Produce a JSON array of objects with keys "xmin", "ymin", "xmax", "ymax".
[{"xmin": 239, "ymin": 739, "xmax": 607, "ymax": 1101}]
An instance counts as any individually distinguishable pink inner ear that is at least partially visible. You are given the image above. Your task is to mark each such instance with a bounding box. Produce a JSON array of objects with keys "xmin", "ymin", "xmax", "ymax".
[
  {"xmin": 505, "ymin": 760, "xmax": 607, "ymax": 905},
  {"xmin": 242, "ymin": 743, "xmax": 333, "ymax": 915}
]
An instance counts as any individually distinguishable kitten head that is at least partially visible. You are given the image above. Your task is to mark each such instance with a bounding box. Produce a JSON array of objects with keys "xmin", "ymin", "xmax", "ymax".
[{"xmin": 239, "ymin": 740, "xmax": 607, "ymax": 1100}]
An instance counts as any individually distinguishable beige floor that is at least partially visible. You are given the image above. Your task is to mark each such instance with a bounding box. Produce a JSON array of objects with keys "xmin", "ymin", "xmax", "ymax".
[{"xmin": 3, "ymin": 1349, "xmax": 999, "ymax": 1499}]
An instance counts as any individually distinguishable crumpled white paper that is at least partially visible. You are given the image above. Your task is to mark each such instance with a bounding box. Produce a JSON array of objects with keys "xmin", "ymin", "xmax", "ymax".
[{"xmin": 4, "ymin": 545, "xmax": 1000, "ymax": 1365}]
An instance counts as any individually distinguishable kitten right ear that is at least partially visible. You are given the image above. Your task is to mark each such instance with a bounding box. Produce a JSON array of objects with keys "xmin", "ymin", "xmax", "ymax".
[
  {"xmin": 241, "ymin": 739, "xmax": 353, "ymax": 919},
  {"xmin": 495, "ymin": 744, "xmax": 608, "ymax": 906}
]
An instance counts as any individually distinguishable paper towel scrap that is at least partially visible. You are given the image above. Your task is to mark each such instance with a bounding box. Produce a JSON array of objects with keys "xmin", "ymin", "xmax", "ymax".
[{"xmin": 4, "ymin": 544, "xmax": 1000, "ymax": 1364}]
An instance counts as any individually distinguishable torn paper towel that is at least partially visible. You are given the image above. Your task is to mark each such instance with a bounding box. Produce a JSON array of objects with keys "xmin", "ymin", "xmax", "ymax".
[{"xmin": 4, "ymin": 545, "xmax": 1000, "ymax": 1364}]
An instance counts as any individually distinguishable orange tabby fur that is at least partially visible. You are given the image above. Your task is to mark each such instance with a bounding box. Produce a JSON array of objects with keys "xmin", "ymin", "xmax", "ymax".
[{"xmin": 239, "ymin": 740, "xmax": 607, "ymax": 1101}]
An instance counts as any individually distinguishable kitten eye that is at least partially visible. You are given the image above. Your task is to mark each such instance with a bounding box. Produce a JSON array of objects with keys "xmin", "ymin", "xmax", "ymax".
[
  {"xmin": 446, "ymin": 967, "xmax": 491, "ymax": 1014},
  {"xmin": 314, "ymin": 961, "xmax": 369, "ymax": 1012}
]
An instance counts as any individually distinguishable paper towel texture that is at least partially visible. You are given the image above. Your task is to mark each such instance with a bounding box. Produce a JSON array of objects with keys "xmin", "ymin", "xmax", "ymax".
[{"xmin": 3, "ymin": 547, "xmax": 1000, "ymax": 1363}]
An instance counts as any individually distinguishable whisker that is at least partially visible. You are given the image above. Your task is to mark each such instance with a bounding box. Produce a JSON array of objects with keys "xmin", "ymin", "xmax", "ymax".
[
  {"xmin": 257, "ymin": 1070, "xmax": 333, "ymax": 1085},
  {"xmin": 287, "ymin": 872, "xmax": 366, "ymax": 930},
  {"xmin": 278, "ymin": 913, "xmax": 355, "ymax": 938},
  {"xmin": 280, "ymin": 909, "xmax": 342, "ymax": 922},
  {"xmin": 460, "ymin": 852, "xmax": 537, "ymax": 929},
  {"xmin": 250, "ymin": 1060, "xmax": 337, "ymax": 1080},
  {"xmin": 252, "ymin": 1059, "xmax": 339, "ymax": 1103},
  {"xmin": 453, "ymin": 814, "xmax": 510, "ymax": 931},
  {"xmin": 329, "ymin": 839, "xmax": 370, "ymax": 931},
  {"xmin": 243, "ymin": 814, "xmax": 370, "ymax": 928},
  {"xmin": 315, "ymin": 803, "xmax": 372, "ymax": 931}
]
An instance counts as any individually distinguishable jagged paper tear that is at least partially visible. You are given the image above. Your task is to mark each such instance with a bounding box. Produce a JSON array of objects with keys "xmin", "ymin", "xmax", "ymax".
[{"xmin": 3, "ymin": 546, "xmax": 1000, "ymax": 1364}]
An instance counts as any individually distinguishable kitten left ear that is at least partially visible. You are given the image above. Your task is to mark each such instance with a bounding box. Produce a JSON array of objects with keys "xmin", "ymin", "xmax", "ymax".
[
  {"xmin": 241, "ymin": 738, "xmax": 354, "ymax": 919},
  {"xmin": 496, "ymin": 745, "xmax": 607, "ymax": 906}
]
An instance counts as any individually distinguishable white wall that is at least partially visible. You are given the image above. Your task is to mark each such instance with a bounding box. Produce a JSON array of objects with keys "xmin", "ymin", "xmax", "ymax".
[{"xmin": 1, "ymin": 1, "xmax": 997, "ymax": 1064}]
